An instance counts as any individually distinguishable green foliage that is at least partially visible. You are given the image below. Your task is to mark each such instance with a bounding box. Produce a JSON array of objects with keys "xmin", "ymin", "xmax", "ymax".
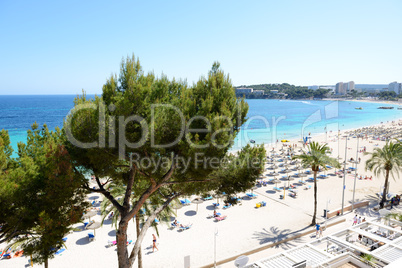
[
  {"xmin": 64, "ymin": 54, "xmax": 264, "ymax": 267},
  {"xmin": 378, "ymin": 91, "xmax": 397, "ymax": 100},
  {"xmin": 294, "ymin": 141, "xmax": 340, "ymax": 225},
  {"xmin": 0, "ymin": 125, "xmax": 87, "ymax": 266},
  {"xmin": 295, "ymin": 142, "xmax": 340, "ymax": 172},
  {"xmin": 365, "ymin": 141, "xmax": 402, "ymax": 180},
  {"xmin": 361, "ymin": 253, "xmax": 376, "ymax": 264},
  {"xmin": 385, "ymin": 212, "xmax": 402, "ymax": 222},
  {"xmin": 235, "ymin": 83, "xmax": 330, "ymax": 99},
  {"xmin": 365, "ymin": 141, "xmax": 402, "ymax": 205}
]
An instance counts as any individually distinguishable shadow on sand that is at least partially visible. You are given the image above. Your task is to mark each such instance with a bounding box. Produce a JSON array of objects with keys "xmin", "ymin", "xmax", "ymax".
[
  {"xmin": 252, "ymin": 225, "xmax": 310, "ymax": 249},
  {"xmin": 108, "ymin": 229, "xmax": 117, "ymax": 237},
  {"xmin": 76, "ymin": 237, "xmax": 91, "ymax": 245},
  {"xmin": 184, "ymin": 210, "xmax": 197, "ymax": 217}
]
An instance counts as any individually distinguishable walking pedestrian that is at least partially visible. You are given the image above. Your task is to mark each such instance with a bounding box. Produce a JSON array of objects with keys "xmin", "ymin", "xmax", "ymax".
[
  {"xmin": 315, "ymin": 223, "xmax": 321, "ymax": 237},
  {"xmin": 353, "ymin": 215, "xmax": 358, "ymax": 226},
  {"xmin": 357, "ymin": 216, "xmax": 361, "ymax": 224},
  {"xmin": 152, "ymin": 234, "xmax": 158, "ymax": 252}
]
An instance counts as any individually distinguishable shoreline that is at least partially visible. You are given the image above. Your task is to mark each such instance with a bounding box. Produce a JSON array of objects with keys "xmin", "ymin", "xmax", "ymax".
[
  {"xmin": 230, "ymin": 114, "xmax": 402, "ymax": 154},
  {"xmin": 2, "ymin": 118, "xmax": 402, "ymax": 268}
]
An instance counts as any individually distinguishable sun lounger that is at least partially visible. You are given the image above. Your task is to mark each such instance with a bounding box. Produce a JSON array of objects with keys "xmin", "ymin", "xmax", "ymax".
[
  {"xmin": 207, "ymin": 212, "xmax": 221, "ymax": 219},
  {"xmin": 246, "ymin": 193, "xmax": 258, "ymax": 199},
  {"xmin": 171, "ymin": 221, "xmax": 180, "ymax": 228},
  {"xmin": 179, "ymin": 199, "xmax": 191, "ymax": 205},
  {"xmin": 273, "ymin": 186, "xmax": 281, "ymax": 192},
  {"xmin": 215, "ymin": 216, "xmax": 227, "ymax": 222},
  {"xmin": 256, "ymin": 201, "xmax": 266, "ymax": 208},
  {"xmin": 304, "ymin": 185, "xmax": 312, "ymax": 190},
  {"xmin": 2, "ymin": 253, "xmax": 11, "ymax": 259},
  {"xmin": 299, "ymin": 180, "xmax": 306, "ymax": 184},
  {"xmin": 223, "ymin": 203, "xmax": 231, "ymax": 209},
  {"xmin": 203, "ymin": 195, "xmax": 213, "ymax": 200},
  {"xmin": 88, "ymin": 232, "xmax": 95, "ymax": 242},
  {"xmin": 212, "ymin": 202, "xmax": 220, "ymax": 207},
  {"xmin": 55, "ymin": 248, "xmax": 65, "ymax": 255},
  {"xmin": 179, "ymin": 224, "xmax": 193, "ymax": 231}
]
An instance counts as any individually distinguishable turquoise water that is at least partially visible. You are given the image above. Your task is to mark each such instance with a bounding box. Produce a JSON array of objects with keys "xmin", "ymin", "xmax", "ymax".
[
  {"xmin": 231, "ymin": 99, "xmax": 402, "ymax": 150},
  {"xmin": 1, "ymin": 96, "xmax": 401, "ymax": 154}
]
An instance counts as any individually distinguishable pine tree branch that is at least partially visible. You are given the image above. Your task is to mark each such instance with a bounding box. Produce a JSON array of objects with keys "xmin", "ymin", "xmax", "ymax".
[{"xmin": 128, "ymin": 192, "xmax": 182, "ymax": 266}]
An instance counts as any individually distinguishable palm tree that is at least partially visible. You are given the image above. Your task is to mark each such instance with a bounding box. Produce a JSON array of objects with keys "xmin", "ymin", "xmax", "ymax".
[
  {"xmin": 294, "ymin": 141, "xmax": 340, "ymax": 225},
  {"xmin": 365, "ymin": 141, "xmax": 402, "ymax": 208}
]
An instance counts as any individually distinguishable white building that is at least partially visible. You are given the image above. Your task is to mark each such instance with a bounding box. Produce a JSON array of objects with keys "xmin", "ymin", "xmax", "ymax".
[
  {"xmin": 335, "ymin": 82, "xmax": 345, "ymax": 95},
  {"xmin": 388, "ymin": 82, "xmax": 402, "ymax": 94},
  {"xmin": 253, "ymin": 90, "xmax": 264, "ymax": 95},
  {"xmin": 335, "ymin": 81, "xmax": 355, "ymax": 95},
  {"xmin": 236, "ymin": 88, "xmax": 253, "ymax": 94}
]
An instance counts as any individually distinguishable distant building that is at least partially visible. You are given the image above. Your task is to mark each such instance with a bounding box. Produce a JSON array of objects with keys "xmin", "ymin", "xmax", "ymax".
[
  {"xmin": 308, "ymin": 85, "xmax": 319, "ymax": 90},
  {"xmin": 335, "ymin": 81, "xmax": 354, "ymax": 95},
  {"xmin": 236, "ymin": 87, "xmax": 253, "ymax": 94},
  {"xmin": 355, "ymin": 84, "xmax": 388, "ymax": 92},
  {"xmin": 270, "ymin": 90, "xmax": 279, "ymax": 94},
  {"xmin": 253, "ymin": 90, "xmax": 264, "ymax": 95},
  {"xmin": 335, "ymin": 82, "xmax": 345, "ymax": 95},
  {"xmin": 388, "ymin": 81, "xmax": 402, "ymax": 94},
  {"xmin": 347, "ymin": 81, "xmax": 355, "ymax": 91}
]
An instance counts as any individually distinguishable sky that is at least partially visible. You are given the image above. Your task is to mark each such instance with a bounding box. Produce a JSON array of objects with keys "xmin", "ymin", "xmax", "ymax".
[{"xmin": 0, "ymin": 0, "xmax": 401, "ymax": 95}]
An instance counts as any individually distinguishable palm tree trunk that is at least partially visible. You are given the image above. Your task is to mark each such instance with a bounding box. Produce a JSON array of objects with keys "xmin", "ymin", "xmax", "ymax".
[
  {"xmin": 135, "ymin": 216, "xmax": 143, "ymax": 268},
  {"xmin": 312, "ymin": 171, "xmax": 318, "ymax": 225},
  {"xmin": 381, "ymin": 169, "xmax": 390, "ymax": 208}
]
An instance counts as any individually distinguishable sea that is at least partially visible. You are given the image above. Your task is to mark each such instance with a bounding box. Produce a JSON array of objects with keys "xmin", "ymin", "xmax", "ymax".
[{"xmin": 1, "ymin": 95, "xmax": 401, "ymax": 154}]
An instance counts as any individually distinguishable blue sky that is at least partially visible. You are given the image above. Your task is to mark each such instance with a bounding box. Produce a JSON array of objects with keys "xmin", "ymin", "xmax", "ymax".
[{"xmin": 0, "ymin": 0, "xmax": 401, "ymax": 95}]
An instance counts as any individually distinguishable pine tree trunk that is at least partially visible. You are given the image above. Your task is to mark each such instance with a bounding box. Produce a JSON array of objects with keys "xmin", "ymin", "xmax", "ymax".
[
  {"xmin": 135, "ymin": 216, "xmax": 143, "ymax": 268},
  {"xmin": 116, "ymin": 218, "xmax": 130, "ymax": 268},
  {"xmin": 312, "ymin": 171, "xmax": 318, "ymax": 226},
  {"xmin": 44, "ymin": 258, "xmax": 48, "ymax": 268},
  {"xmin": 381, "ymin": 169, "xmax": 390, "ymax": 207}
]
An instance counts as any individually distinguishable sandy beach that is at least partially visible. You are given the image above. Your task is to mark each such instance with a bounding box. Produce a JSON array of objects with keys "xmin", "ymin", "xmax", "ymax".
[{"xmin": 1, "ymin": 118, "xmax": 402, "ymax": 268}]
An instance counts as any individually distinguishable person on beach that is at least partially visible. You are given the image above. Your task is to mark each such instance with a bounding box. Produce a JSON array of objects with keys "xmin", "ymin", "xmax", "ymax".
[
  {"xmin": 315, "ymin": 223, "xmax": 320, "ymax": 237},
  {"xmin": 213, "ymin": 210, "xmax": 218, "ymax": 217},
  {"xmin": 152, "ymin": 234, "xmax": 158, "ymax": 252},
  {"xmin": 357, "ymin": 217, "xmax": 361, "ymax": 224},
  {"xmin": 353, "ymin": 215, "xmax": 358, "ymax": 226}
]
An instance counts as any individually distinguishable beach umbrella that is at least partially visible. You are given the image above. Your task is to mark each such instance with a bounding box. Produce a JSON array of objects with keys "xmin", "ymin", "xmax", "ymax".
[
  {"xmin": 83, "ymin": 210, "xmax": 98, "ymax": 221},
  {"xmin": 86, "ymin": 221, "xmax": 101, "ymax": 235},
  {"xmin": 171, "ymin": 202, "xmax": 183, "ymax": 215},
  {"xmin": 251, "ymin": 186, "xmax": 258, "ymax": 194},
  {"xmin": 296, "ymin": 166, "xmax": 304, "ymax": 171},
  {"xmin": 272, "ymin": 178, "xmax": 280, "ymax": 186},
  {"xmin": 287, "ymin": 176, "xmax": 294, "ymax": 187},
  {"xmin": 191, "ymin": 198, "xmax": 204, "ymax": 212}
]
